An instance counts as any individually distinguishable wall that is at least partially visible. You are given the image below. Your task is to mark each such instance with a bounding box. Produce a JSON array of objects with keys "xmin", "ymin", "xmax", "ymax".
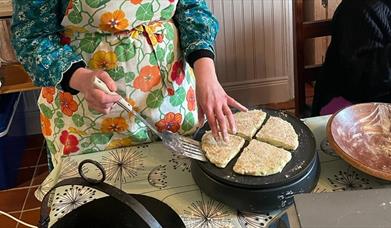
[{"xmin": 206, "ymin": 0, "xmax": 294, "ymax": 106}]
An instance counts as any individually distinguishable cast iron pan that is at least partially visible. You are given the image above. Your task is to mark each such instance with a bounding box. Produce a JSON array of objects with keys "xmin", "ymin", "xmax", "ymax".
[
  {"xmin": 193, "ymin": 108, "xmax": 316, "ymax": 189},
  {"xmin": 52, "ymin": 194, "xmax": 185, "ymax": 228}
]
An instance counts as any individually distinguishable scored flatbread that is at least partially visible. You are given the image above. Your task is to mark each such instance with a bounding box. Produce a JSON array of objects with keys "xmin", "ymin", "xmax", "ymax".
[
  {"xmin": 256, "ymin": 116, "xmax": 299, "ymax": 150},
  {"xmin": 233, "ymin": 140, "xmax": 292, "ymax": 176},
  {"xmin": 201, "ymin": 131, "xmax": 245, "ymax": 168},
  {"xmin": 232, "ymin": 109, "xmax": 267, "ymax": 140}
]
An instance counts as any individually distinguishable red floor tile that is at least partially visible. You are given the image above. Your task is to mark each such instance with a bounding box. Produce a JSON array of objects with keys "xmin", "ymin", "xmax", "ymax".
[
  {"xmin": 19, "ymin": 209, "xmax": 40, "ymax": 227},
  {"xmin": 19, "ymin": 148, "xmax": 41, "ymax": 168},
  {"xmin": 15, "ymin": 168, "xmax": 35, "ymax": 188},
  {"xmin": 23, "ymin": 187, "xmax": 41, "ymax": 210},
  {"xmin": 0, "ymin": 211, "xmax": 20, "ymax": 228},
  {"xmin": 0, "ymin": 188, "xmax": 28, "ymax": 212},
  {"xmin": 32, "ymin": 166, "xmax": 49, "ymax": 186}
]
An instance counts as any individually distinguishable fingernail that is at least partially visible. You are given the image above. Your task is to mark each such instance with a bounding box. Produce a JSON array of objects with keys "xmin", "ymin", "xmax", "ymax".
[{"xmin": 232, "ymin": 127, "xmax": 237, "ymax": 134}]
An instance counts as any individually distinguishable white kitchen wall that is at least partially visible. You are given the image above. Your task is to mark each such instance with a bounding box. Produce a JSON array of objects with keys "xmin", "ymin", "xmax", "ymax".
[{"xmin": 206, "ymin": 0, "xmax": 294, "ymax": 106}]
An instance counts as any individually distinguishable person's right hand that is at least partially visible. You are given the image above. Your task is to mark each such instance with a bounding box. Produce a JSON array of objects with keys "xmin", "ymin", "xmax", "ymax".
[{"xmin": 69, "ymin": 68, "xmax": 121, "ymax": 114}]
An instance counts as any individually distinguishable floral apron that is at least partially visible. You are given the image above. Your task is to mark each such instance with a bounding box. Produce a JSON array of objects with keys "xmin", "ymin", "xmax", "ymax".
[{"xmin": 38, "ymin": 0, "xmax": 198, "ymax": 167}]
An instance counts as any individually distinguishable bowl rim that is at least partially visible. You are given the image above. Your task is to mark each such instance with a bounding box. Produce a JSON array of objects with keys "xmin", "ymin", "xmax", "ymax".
[{"xmin": 326, "ymin": 102, "xmax": 391, "ymax": 181}]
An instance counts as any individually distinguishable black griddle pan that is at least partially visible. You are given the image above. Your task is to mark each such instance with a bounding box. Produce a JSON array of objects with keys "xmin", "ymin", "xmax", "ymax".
[{"xmin": 193, "ymin": 108, "xmax": 317, "ymax": 189}]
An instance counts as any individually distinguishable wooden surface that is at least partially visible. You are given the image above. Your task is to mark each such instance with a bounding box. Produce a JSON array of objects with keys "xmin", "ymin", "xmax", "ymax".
[
  {"xmin": 0, "ymin": 64, "xmax": 39, "ymax": 94},
  {"xmin": 0, "ymin": 1, "xmax": 12, "ymax": 18},
  {"xmin": 327, "ymin": 103, "xmax": 391, "ymax": 181}
]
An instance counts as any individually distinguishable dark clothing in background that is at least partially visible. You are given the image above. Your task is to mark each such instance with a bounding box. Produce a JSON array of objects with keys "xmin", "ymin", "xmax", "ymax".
[{"xmin": 312, "ymin": 0, "xmax": 391, "ymax": 116}]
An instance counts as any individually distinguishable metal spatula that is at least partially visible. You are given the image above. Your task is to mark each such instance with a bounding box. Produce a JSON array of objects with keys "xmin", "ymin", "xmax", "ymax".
[{"xmin": 93, "ymin": 77, "xmax": 207, "ymax": 162}]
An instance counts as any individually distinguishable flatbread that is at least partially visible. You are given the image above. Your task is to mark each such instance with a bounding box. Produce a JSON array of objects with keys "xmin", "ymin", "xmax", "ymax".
[
  {"xmin": 256, "ymin": 116, "xmax": 299, "ymax": 150},
  {"xmin": 232, "ymin": 109, "xmax": 267, "ymax": 140},
  {"xmin": 201, "ymin": 131, "xmax": 245, "ymax": 168},
  {"xmin": 233, "ymin": 140, "xmax": 292, "ymax": 176}
]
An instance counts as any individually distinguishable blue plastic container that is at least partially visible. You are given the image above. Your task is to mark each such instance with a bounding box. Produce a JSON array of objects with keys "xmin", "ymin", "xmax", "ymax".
[{"xmin": 0, "ymin": 92, "xmax": 26, "ymax": 190}]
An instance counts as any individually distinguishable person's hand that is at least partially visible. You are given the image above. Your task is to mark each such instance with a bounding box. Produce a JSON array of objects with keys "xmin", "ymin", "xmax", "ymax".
[
  {"xmin": 193, "ymin": 58, "xmax": 248, "ymax": 141},
  {"xmin": 69, "ymin": 68, "xmax": 121, "ymax": 114}
]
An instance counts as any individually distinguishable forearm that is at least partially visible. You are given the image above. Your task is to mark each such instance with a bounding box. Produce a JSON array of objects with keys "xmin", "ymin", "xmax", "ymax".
[
  {"xmin": 174, "ymin": 0, "xmax": 219, "ymax": 66},
  {"xmin": 11, "ymin": 0, "xmax": 84, "ymax": 88}
]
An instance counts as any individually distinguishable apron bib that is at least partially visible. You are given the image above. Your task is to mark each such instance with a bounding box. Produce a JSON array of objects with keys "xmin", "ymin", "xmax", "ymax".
[{"xmin": 39, "ymin": 0, "xmax": 198, "ymax": 166}]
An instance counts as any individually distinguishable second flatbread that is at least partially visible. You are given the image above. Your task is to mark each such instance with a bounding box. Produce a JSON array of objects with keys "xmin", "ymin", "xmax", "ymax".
[
  {"xmin": 256, "ymin": 116, "xmax": 299, "ymax": 150},
  {"xmin": 201, "ymin": 131, "xmax": 245, "ymax": 168},
  {"xmin": 232, "ymin": 109, "xmax": 267, "ymax": 140},
  {"xmin": 233, "ymin": 140, "xmax": 292, "ymax": 176}
]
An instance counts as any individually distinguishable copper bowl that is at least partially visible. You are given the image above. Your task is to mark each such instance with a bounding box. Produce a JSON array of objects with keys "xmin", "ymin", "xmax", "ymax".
[{"xmin": 327, "ymin": 103, "xmax": 391, "ymax": 181}]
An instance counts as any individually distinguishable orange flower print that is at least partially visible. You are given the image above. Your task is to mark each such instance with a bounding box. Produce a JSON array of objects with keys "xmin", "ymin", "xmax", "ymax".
[
  {"xmin": 42, "ymin": 87, "xmax": 55, "ymax": 104},
  {"xmin": 130, "ymin": 0, "xmax": 143, "ymax": 4},
  {"xmin": 99, "ymin": 10, "xmax": 129, "ymax": 33},
  {"xmin": 89, "ymin": 51, "xmax": 117, "ymax": 70},
  {"xmin": 133, "ymin": 65, "xmax": 161, "ymax": 92},
  {"xmin": 126, "ymin": 98, "xmax": 140, "ymax": 118},
  {"xmin": 171, "ymin": 61, "xmax": 185, "ymax": 85},
  {"xmin": 155, "ymin": 112, "xmax": 182, "ymax": 133},
  {"xmin": 186, "ymin": 87, "xmax": 196, "ymax": 111},
  {"xmin": 101, "ymin": 117, "xmax": 129, "ymax": 133},
  {"xmin": 60, "ymin": 130, "xmax": 79, "ymax": 155},
  {"xmin": 59, "ymin": 92, "xmax": 78, "ymax": 117},
  {"xmin": 40, "ymin": 113, "xmax": 52, "ymax": 137}
]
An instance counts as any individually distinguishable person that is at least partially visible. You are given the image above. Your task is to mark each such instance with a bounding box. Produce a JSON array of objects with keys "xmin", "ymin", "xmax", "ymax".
[
  {"xmin": 11, "ymin": 0, "xmax": 247, "ymax": 167},
  {"xmin": 312, "ymin": 0, "xmax": 391, "ymax": 116}
]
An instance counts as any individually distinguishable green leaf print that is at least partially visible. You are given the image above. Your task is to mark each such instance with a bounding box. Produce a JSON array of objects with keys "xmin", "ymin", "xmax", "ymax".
[
  {"xmin": 156, "ymin": 46, "xmax": 165, "ymax": 62},
  {"xmin": 146, "ymin": 90, "xmax": 163, "ymax": 108},
  {"xmin": 86, "ymin": 0, "xmax": 110, "ymax": 8},
  {"xmin": 46, "ymin": 140, "xmax": 56, "ymax": 154},
  {"xmin": 132, "ymin": 130, "xmax": 149, "ymax": 143},
  {"xmin": 72, "ymin": 114, "xmax": 85, "ymax": 127},
  {"xmin": 55, "ymin": 95, "xmax": 60, "ymax": 107},
  {"xmin": 39, "ymin": 104, "xmax": 53, "ymax": 119},
  {"xmin": 68, "ymin": 10, "xmax": 83, "ymax": 24},
  {"xmin": 80, "ymin": 35, "xmax": 102, "ymax": 54},
  {"xmin": 115, "ymin": 43, "xmax": 135, "ymax": 62},
  {"xmin": 149, "ymin": 54, "xmax": 158, "ymax": 66},
  {"xmin": 56, "ymin": 111, "xmax": 63, "ymax": 118},
  {"xmin": 125, "ymin": 72, "xmax": 135, "ymax": 84},
  {"xmin": 83, "ymin": 148, "xmax": 99, "ymax": 154},
  {"xmin": 166, "ymin": 52, "xmax": 174, "ymax": 65},
  {"xmin": 182, "ymin": 112, "xmax": 195, "ymax": 132},
  {"xmin": 161, "ymin": 5, "xmax": 175, "ymax": 20},
  {"xmin": 90, "ymin": 133, "xmax": 113, "ymax": 144},
  {"xmin": 81, "ymin": 142, "xmax": 90, "ymax": 148},
  {"xmin": 169, "ymin": 87, "xmax": 186, "ymax": 106},
  {"xmin": 107, "ymin": 67, "xmax": 126, "ymax": 81},
  {"xmin": 136, "ymin": 3, "xmax": 154, "ymax": 21},
  {"xmin": 164, "ymin": 24, "xmax": 174, "ymax": 40},
  {"xmin": 54, "ymin": 117, "xmax": 64, "ymax": 129}
]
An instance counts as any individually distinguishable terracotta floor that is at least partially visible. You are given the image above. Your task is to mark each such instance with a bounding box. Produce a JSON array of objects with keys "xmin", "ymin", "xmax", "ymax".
[
  {"xmin": 0, "ymin": 84, "xmax": 315, "ymax": 227},
  {"xmin": 0, "ymin": 134, "xmax": 48, "ymax": 228}
]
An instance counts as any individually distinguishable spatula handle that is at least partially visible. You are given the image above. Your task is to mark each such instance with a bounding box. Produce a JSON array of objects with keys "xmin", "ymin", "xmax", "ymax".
[{"xmin": 93, "ymin": 77, "xmax": 133, "ymax": 112}]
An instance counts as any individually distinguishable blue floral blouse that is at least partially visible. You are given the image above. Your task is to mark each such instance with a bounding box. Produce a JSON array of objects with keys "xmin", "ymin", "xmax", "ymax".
[{"xmin": 11, "ymin": 0, "xmax": 219, "ymax": 88}]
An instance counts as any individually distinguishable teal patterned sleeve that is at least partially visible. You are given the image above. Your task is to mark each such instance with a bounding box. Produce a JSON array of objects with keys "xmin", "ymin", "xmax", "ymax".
[
  {"xmin": 174, "ymin": 0, "xmax": 219, "ymax": 60},
  {"xmin": 11, "ymin": 0, "xmax": 84, "ymax": 88}
]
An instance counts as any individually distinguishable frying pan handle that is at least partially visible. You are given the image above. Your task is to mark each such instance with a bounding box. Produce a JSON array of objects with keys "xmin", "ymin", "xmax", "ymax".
[{"xmin": 39, "ymin": 159, "xmax": 162, "ymax": 228}]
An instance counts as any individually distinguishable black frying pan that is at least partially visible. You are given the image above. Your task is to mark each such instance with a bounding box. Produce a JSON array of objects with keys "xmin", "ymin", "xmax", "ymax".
[{"xmin": 193, "ymin": 108, "xmax": 316, "ymax": 189}]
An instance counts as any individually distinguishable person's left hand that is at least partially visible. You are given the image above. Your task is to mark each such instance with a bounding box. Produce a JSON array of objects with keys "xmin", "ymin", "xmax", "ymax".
[{"xmin": 193, "ymin": 58, "xmax": 248, "ymax": 142}]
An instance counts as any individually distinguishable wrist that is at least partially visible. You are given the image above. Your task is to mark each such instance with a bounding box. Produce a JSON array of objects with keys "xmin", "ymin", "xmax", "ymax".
[
  {"xmin": 69, "ymin": 67, "xmax": 90, "ymax": 92},
  {"xmin": 194, "ymin": 58, "xmax": 218, "ymax": 83}
]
